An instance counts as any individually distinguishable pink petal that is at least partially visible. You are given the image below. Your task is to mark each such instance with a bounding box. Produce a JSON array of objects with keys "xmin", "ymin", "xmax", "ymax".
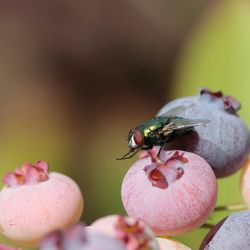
[
  {"xmin": 200, "ymin": 87, "xmax": 223, "ymax": 98},
  {"xmin": 24, "ymin": 167, "xmax": 42, "ymax": 185},
  {"xmin": 114, "ymin": 216, "xmax": 153, "ymax": 250},
  {"xmin": 20, "ymin": 163, "xmax": 34, "ymax": 175},
  {"xmin": 35, "ymin": 161, "xmax": 49, "ymax": 173},
  {"xmin": 144, "ymin": 164, "xmax": 168, "ymax": 189},
  {"xmin": 3, "ymin": 173, "xmax": 24, "ymax": 187},
  {"xmin": 139, "ymin": 147, "xmax": 160, "ymax": 162},
  {"xmin": 224, "ymin": 95, "xmax": 241, "ymax": 112},
  {"xmin": 2, "ymin": 161, "xmax": 49, "ymax": 187},
  {"xmin": 161, "ymin": 150, "xmax": 189, "ymax": 164},
  {"xmin": 200, "ymin": 87, "xmax": 241, "ymax": 113}
]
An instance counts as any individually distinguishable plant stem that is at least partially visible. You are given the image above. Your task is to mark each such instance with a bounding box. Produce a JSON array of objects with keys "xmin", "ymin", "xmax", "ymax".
[
  {"xmin": 214, "ymin": 203, "xmax": 247, "ymax": 212},
  {"xmin": 201, "ymin": 223, "xmax": 215, "ymax": 229}
]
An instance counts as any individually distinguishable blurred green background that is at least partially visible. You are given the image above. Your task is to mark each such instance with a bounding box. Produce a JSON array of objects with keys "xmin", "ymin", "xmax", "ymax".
[{"xmin": 0, "ymin": 0, "xmax": 250, "ymax": 249}]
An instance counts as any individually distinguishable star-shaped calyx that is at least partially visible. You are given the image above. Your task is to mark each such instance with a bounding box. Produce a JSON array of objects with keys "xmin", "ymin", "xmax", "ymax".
[
  {"xmin": 142, "ymin": 148, "xmax": 188, "ymax": 189},
  {"xmin": 200, "ymin": 87, "xmax": 241, "ymax": 113},
  {"xmin": 3, "ymin": 161, "xmax": 49, "ymax": 187}
]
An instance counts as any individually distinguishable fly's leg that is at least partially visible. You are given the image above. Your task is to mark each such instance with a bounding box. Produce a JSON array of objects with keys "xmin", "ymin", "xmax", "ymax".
[
  {"xmin": 156, "ymin": 135, "xmax": 174, "ymax": 162},
  {"xmin": 156, "ymin": 146, "xmax": 165, "ymax": 163},
  {"xmin": 116, "ymin": 149, "xmax": 140, "ymax": 160},
  {"xmin": 154, "ymin": 122, "xmax": 175, "ymax": 162}
]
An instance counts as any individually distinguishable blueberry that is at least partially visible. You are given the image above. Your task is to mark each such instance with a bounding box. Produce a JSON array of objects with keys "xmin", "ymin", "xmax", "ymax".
[
  {"xmin": 157, "ymin": 88, "xmax": 250, "ymax": 177},
  {"xmin": 200, "ymin": 211, "xmax": 250, "ymax": 250},
  {"xmin": 41, "ymin": 223, "xmax": 126, "ymax": 250},
  {"xmin": 0, "ymin": 161, "xmax": 84, "ymax": 248},
  {"xmin": 121, "ymin": 149, "xmax": 218, "ymax": 236}
]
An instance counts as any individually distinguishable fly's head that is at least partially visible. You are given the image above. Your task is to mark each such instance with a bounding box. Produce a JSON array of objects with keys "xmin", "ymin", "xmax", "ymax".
[
  {"xmin": 116, "ymin": 129, "xmax": 145, "ymax": 160},
  {"xmin": 128, "ymin": 128, "xmax": 145, "ymax": 152}
]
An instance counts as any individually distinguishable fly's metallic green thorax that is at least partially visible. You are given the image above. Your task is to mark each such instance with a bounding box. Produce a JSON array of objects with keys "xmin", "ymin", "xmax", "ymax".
[
  {"xmin": 135, "ymin": 117, "xmax": 170, "ymax": 146},
  {"xmin": 135, "ymin": 116, "xmax": 194, "ymax": 147},
  {"xmin": 117, "ymin": 105, "xmax": 209, "ymax": 160}
]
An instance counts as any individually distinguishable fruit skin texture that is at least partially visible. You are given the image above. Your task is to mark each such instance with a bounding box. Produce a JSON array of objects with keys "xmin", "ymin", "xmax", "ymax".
[
  {"xmin": 156, "ymin": 238, "xmax": 191, "ymax": 250},
  {"xmin": 0, "ymin": 172, "xmax": 84, "ymax": 247},
  {"xmin": 41, "ymin": 223, "xmax": 125, "ymax": 250},
  {"xmin": 88, "ymin": 215, "xmax": 159, "ymax": 250},
  {"xmin": 81, "ymin": 232, "xmax": 126, "ymax": 250},
  {"xmin": 121, "ymin": 150, "xmax": 218, "ymax": 236},
  {"xmin": 157, "ymin": 89, "xmax": 250, "ymax": 178},
  {"xmin": 200, "ymin": 211, "xmax": 250, "ymax": 250},
  {"xmin": 70, "ymin": 233, "xmax": 126, "ymax": 250}
]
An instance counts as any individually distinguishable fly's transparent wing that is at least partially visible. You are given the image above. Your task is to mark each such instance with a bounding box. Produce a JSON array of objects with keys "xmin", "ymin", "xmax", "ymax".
[
  {"xmin": 157, "ymin": 104, "xmax": 194, "ymax": 117},
  {"xmin": 160, "ymin": 118, "xmax": 210, "ymax": 136},
  {"xmin": 171, "ymin": 119, "xmax": 210, "ymax": 130}
]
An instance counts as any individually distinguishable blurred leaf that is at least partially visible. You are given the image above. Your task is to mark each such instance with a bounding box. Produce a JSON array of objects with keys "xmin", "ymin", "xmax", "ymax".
[{"xmin": 173, "ymin": 0, "xmax": 250, "ymax": 123}]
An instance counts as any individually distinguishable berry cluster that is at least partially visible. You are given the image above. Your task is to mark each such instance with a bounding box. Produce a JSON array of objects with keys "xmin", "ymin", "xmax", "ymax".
[
  {"xmin": 122, "ymin": 88, "xmax": 250, "ymax": 249},
  {"xmin": 0, "ymin": 88, "xmax": 249, "ymax": 250}
]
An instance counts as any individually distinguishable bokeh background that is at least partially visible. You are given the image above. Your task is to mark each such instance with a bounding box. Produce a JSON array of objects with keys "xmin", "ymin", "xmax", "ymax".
[{"xmin": 0, "ymin": 0, "xmax": 250, "ymax": 249}]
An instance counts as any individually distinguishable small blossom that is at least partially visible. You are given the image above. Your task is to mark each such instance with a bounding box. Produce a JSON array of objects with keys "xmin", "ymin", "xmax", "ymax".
[
  {"xmin": 3, "ymin": 161, "xmax": 49, "ymax": 187},
  {"xmin": 89, "ymin": 215, "xmax": 159, "ymax": 250}
]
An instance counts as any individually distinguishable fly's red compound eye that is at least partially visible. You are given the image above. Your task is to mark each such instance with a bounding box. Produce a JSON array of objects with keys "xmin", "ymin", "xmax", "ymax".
[{"xmin": 134, "ymin": 130, "xmax": 144, "ymax": 146}]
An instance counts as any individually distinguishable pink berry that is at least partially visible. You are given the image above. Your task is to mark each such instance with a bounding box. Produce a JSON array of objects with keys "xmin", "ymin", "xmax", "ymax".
[
  {"xmin": 241, "ymin": 158, "xmax": 250, "ymax": 207},
  {"xmin": 88, "ymin": 215, "xmax": 159, "ymax": 250},
  {"xmin": 156, "ymin": 238, "xmax": 191, "ymax": 250},
  {"xmin": 0, "ymin": 161, "xmax": 84, "ymax": 247},
  {"xmin": 121, "ymin": 149, "xmax": 218, "ymax": 236},
  {"xmin": 41, "ymin": 223, "xmax": 125, "ymax": 250}
]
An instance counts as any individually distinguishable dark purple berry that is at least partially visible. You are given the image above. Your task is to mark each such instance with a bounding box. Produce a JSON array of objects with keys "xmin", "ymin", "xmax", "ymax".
[
  {"xmin": 200, "ymin": 211, "xmax": 250, "ymax": 250},
  {"xmin": 157, "ymin": 88, "xmax": 250, "ymax": 177}
]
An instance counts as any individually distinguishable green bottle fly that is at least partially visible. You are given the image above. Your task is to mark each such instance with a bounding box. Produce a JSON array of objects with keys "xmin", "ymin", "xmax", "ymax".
[{"xmin": 117, "ymin": 106, "xmax": 209, "ymax": 160}]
